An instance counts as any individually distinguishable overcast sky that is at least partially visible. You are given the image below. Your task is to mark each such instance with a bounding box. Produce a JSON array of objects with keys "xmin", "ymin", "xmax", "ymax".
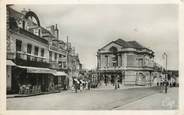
[{"xmin": 12, "ymin": 4, "xmax": 178, "ymax": 70}]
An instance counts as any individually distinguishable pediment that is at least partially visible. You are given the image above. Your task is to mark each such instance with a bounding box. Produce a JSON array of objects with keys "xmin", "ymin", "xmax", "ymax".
[{"xmin": 99, "ymin": 42, "xmax": 122, "ymax": 52}]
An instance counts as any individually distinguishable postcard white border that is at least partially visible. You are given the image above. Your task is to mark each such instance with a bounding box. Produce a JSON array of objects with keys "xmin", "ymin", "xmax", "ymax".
[{"xmin": 0, "ymin": 0, "xmax": 183, "ymax": 115}]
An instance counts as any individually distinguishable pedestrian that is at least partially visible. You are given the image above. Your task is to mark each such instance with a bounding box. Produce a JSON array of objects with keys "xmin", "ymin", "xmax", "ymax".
[
  {"xmin": 160, "ymin": 79, "xmax": 164, "ymax": 93},
  {"xmin": 63, "ymin": 77, "xmax": 67, "ymax": 90},
  {"xmin": 105, "ymin": 76, "xmax": 107, "ymax": 86},
  {"xmin": 80, "ymin": 82, "xmax": 83, "ymax": 91},
  {"xmin": 88, "ymin": 79, "xmax": 91, "ymax": 90},
  {"xmin": 114, "ymin": 76, "xmax": 118, "ymax": 90},
  {"xmin": 164, "ymin": 79, "xmax": 169, "ymax": 93},
  {"xmin": 74, "ymin": 78, "xmax": 78, "ymax": 93}
]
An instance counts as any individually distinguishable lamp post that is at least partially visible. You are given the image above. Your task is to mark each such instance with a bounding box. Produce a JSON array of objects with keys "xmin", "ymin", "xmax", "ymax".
[
  {"xmin": 105, "ymin": 66, "xmax": 107, "ymax": 86},
  {"xmin": 163, "ymin": 52, "xmax": 168, "ymax": 80}
]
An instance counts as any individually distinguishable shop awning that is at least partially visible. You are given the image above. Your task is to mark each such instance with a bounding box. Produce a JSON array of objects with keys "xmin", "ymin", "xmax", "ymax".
[
  {"xmin": 17, "ymin": 66, "xmax": 55, "ymax": 74},
  {"xmin": 53, "ymin": 71, "xmax": 67, "ymax": 76},
  {"xmin": 6, "ymin": 60, "xmax": 16, "ymax": 66}
]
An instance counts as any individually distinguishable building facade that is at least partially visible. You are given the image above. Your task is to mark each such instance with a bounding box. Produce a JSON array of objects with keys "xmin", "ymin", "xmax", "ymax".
[
  {"xmin": 6, "ymin": 6, "xmax": 82, "ymax": 94},
  {"xmin": 97, "ymin": 38, "xmax": 156, "ymax": 86}
]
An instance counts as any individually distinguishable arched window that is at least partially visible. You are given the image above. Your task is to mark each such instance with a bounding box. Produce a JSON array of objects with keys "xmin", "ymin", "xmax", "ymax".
[
  {"xmin": 109, "ymin": 46, "xmax": 118, "ymax": 53},
  {"xmin": 24, "ymin": 11, "xmax": 40, "ymax": 26},
  {"xmin": 109, "ymin": 46, "xmax": 118, "ymax": 67}
]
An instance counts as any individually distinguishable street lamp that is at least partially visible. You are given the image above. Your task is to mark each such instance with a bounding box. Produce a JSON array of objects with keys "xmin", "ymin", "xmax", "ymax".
[{"xmin": 162, "ymin": 52, "xmax": 168, "ymax": 80}]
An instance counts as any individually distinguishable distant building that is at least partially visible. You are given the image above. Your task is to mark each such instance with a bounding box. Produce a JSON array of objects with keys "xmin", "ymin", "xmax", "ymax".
[
  {"xmin": 97, "ymin": 38, "xmax": 156, "ymax": 86},
  {"xmin": 167, "ymin": 70, "xmax": 179, "ymax": 86},
  {"xmin": 66, "ymin": 45, "xmax": 82, "ymax": 87}
]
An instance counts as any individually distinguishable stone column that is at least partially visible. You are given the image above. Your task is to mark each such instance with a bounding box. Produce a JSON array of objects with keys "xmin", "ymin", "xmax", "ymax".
[{"xmin": 118, "ymin": 54, "xmax": 122, "ymax": 67}]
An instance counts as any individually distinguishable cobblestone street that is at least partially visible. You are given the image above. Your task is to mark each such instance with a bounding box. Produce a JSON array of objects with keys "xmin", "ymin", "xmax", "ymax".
[{"xmin": 7, "ymin": 87, "xmax": 178, "ymax": 110}]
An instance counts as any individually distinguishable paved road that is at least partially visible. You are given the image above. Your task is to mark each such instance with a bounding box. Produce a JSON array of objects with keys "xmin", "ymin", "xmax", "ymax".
[
  {"xmin": 115, "ymin": 87, "xmax": 178, "ymax": 110},
  {"xmin": 7, "ymin": 87, "xmax": 178, "ymax": 110}
]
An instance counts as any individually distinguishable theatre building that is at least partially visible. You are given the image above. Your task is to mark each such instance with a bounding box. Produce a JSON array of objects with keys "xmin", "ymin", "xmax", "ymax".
[
  {"xmin": 97, "ymin": 38, "xmax": 155, "ymax": 86},
  {"xmin": 6, "ymin": 6, "xmax": 67, "ymax": 94}
]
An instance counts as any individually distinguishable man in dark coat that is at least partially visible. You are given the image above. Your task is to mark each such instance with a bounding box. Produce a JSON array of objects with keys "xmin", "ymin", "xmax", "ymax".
[{"xmin": 163, "ymin": 79, "xmax": 169, "ymax": 93}]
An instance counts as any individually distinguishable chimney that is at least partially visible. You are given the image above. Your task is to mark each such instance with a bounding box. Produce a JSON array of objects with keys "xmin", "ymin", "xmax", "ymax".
[
  {"xmin": 55, "ymin": 24, "xmax": 59, "ymax": 40},
  {"xmin": 21, "ymin": 8, "xmax": 27, "ymax": 15}
]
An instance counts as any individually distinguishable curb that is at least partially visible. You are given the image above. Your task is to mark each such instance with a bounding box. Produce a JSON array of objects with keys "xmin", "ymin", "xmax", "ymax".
[{"xmin": 7, "ymin": 91, "xmax": 61, "ymax": 98}]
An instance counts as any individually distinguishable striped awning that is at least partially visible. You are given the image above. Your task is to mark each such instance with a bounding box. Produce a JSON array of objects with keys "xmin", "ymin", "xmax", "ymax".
[
  {"xmin": 17, "ymin": 65, "xmax": 55, "ymax": 74},
  {"xmin": 53, "ymin": 71, "xmax": 67, "ymax": 76}
]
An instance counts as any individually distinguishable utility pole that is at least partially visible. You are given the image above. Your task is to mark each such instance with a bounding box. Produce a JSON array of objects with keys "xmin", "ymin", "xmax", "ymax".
[{"xmin": 66, "ymin": 36, "xmax": 69, "ymax": 73}]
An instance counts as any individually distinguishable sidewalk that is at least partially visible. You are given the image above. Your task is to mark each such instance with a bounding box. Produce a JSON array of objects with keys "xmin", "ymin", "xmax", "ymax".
[
  {"xmin": 95, "ymin": 83, "xmax": 153, "ymax": 90},
  {"xmin": 7, "ymin": 90, "xmax": 63, "ymax": 98},
  {"xmin": 7, "ymin": 84, "xmax": 158, "ymax": 98},
  {"xmin": 114, "ymin": 87, "xmax": 178, "ymax": 110}
]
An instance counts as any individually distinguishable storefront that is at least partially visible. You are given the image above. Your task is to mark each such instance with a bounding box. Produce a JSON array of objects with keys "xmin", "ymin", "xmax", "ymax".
[
  {"xmin": 8, "ymin": 65, "xmax": 67, "ymax": 95},
  {"xmin": 53, "ymin": 71, "xmax": 68, "ymax": 90},
  {"xmin": 6, "ymin": 60, "xmax": 16, "ymax": 93},
  {"xmin": 98, "ymin": 70, "xmax": 124, "ymax": 85}
]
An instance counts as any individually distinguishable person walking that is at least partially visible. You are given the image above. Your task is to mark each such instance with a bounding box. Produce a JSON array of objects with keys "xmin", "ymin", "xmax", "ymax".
[
  {"xmin": 163, "ymin": 79, "xmax": 169, "ymax": 93},
  {"xmin": 80, "ymin": 82, "xmax": 83, "ymax": 92},
  {"xmin": 160, "ymin": 78, "xmax": 164, "ymax": 93},
  {"xmin": 105, "ymin": 76, "xmax": 107, "ymax": 86},
  {"xmin": 114, "ymin": 75, "xmax": 118, "ymax": 90},
  {"xmin": 74, "ymin": 78, "xmax": 78, "ymax": 93},
  {"xmin": 88, "ymin": 79, "xmax": 91, "ymax": 90}
]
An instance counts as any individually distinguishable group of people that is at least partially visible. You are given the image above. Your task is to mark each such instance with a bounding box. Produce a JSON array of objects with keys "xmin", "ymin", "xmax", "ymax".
[
  {"xmin": 157, "ymin": 79, "xmax": 169, "ymax": 93},
  {"xmin": 72, "ymin": 78, "xmax": 91, "ymax": 93},
  {"xmin": 104, "ymin": 75, "xmax": 121, "ymax": 90},
  {"xmin": 18, "ymin": 84, "xmax": 41, "ymax": 95}
]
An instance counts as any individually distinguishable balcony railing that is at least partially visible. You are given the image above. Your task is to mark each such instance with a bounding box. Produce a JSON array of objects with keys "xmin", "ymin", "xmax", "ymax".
[
  {"xmin": 49, "ymin": 61, "xmax": 61, "ymax": 70},
  {"xmin": 14, "ymin": 51, "xmax": 49, "ymax": 68},
  {"xmin": 58, "ymin": 57, "xmax": 67, "ymax": 62},
  {"xmin": 126, "ymin": 64, "xmax": 154, "ymax": 68}
]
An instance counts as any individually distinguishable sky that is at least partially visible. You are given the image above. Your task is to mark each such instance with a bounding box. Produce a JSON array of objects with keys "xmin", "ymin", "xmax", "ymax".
[{"xmin": 12, "ymin": 4, "xmax": 178, "ymax": 70}]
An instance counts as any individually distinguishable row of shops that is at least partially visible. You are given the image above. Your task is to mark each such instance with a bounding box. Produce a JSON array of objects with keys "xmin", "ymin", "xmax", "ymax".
[{"xmin": 7, "ymin": 60, "xmax": 69, "ymax": 95}]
